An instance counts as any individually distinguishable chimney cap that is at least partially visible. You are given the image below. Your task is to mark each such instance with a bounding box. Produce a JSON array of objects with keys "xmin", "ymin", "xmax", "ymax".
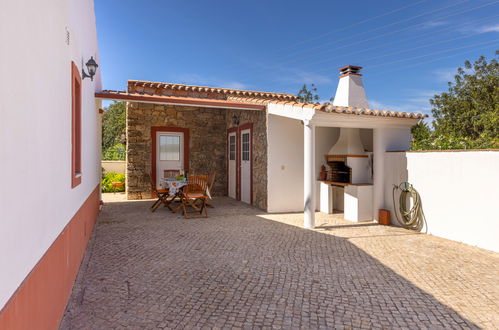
[{"xmin": 338, "ymin": 65, "xmax": 363, "ymax": 76}]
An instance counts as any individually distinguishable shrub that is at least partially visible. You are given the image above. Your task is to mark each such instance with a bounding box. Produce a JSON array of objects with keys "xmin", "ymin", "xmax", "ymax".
[
  {"xmin": 101, "ymin": 171, "xmax": 125, "ymax": 192},
  {"xmin": 103, "ymin": 143, "xmax": 126, "ymax": 161}
]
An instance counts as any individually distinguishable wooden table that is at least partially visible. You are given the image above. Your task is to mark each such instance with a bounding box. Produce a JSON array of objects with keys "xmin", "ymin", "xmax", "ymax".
[{"xmin": 163, "ymin": 179, "xmax": 187, "ymax": 212}]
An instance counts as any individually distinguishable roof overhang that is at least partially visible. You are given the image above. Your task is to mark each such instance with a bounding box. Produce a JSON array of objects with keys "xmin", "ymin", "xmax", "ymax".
[
  {"xmin": 267, "ymin": 102, "xmax": 423, "ymax": 128},
  {"xmin": 95, "ymin": 91, "xmax": 266, "ymax": 111}
]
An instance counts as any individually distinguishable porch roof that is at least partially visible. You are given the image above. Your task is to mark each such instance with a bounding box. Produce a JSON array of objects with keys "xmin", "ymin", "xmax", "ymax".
[
  {"xmin": 97, "ymin": 80, "xmax": 427, "ymax": 119},
  {"xmin": 95, "ymin": 90, "xmax": 266, "ymax": 110},
  {"xmin": 228, "ymin": 96, "xmax": 428, "ymax": 119}
]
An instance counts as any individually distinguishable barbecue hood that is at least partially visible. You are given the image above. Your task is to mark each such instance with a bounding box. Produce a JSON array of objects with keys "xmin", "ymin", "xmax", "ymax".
[{"xmin": 328, "ymin": 128, "xmax": 367, "ymax": 155}]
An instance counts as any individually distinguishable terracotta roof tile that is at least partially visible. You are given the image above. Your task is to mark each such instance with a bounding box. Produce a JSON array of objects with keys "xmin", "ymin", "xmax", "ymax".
[
  {"xmin": 108, "ymin": 81, "xmax": 428, "ymax": 119},
  {"xmin": 127, "ymin": 80, "xmax": 297, "ymax": 101},
  {"xmin": 227, "ymin": 96, "xmax": 427, "ymax": 119}
]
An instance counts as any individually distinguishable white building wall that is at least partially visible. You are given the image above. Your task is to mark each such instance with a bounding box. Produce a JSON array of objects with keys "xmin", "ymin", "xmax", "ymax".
[
  {"xmin": 0, "ymin": 0, "xmax": 101, "ymax": 309},
  {"xmin": 267, "ymin": 117, "xmax": 345, "ymax": 213},
  {"xmin": 267, "ymin": 115, "xmax": 304, "ymax": 212},
  {"xmin": 384, "ymin": 151, "xmax": 499, "ymax": 252},
  {"xmin": 373, "ymin": 127, "xmax": 411, "ymax": 220},
  {"xmin": 314, "ymin": 127, "xmax": 339, "ymax": 210}
]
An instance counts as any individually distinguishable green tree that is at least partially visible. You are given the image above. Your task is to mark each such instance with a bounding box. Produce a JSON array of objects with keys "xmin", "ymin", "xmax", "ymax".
[
  {"xmin": 411, "ymin": 122, "xmax": 433, "ymax": 150},
  {"xmin": 297, "ymin": 84, "xmax": 320, "ymax": 103},
  {"xmin": 102, "ymin": 102, "xmax": 126, "ymax": 158},
  {"xmin": 413, "ymin": 51, "xmax": 499, "ymax": 150},
  {"xmin": 102, "ymin": 143, "xmax": 126, "ymax": 161}
]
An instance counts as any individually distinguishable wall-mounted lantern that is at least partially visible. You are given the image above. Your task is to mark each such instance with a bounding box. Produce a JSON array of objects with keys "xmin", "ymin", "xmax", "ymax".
[
  {"xmin": 82, "ymin": 56, "xmax": 98, "ymax": 81},
  {"xmin": 232, "ymin": 114, "xmax": 240, "ymax": 126}
]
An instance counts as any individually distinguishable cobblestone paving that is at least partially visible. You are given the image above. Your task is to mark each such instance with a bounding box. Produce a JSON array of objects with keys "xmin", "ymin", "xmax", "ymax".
[{"xmin": 61, "ymin": 196, "xmax": 499, "ymax": 329}]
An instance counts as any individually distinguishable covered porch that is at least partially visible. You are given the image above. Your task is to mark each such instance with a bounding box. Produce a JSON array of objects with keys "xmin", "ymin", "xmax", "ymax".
[
  {"xmin": 266, "ymin": 102, "xmax": 422, "ymax": 228},
  {"xmin": 96, "ymin": 86, "xmax": 271, "ymax": 210}
]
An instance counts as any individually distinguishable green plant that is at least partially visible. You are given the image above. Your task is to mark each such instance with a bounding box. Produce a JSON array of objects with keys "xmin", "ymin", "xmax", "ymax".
[
  {"xmin": 101, "ymin": 171, "xmax": 125, "ymax": 193},
  {"xmin": 102, "ymin": 143, "xmax": 126, "ymax": 160}
]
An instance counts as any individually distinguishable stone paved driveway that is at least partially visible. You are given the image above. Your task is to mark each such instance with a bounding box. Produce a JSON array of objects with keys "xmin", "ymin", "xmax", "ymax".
[{"xmin": 61, "ymin": 196, "xmax": 499, "ymax": 329}]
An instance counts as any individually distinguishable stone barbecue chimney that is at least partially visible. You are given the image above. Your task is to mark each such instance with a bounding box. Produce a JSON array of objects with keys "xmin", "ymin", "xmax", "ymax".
[{"xmin": 332, "ymin": 65, "xmax": 369, "ymax": 108}]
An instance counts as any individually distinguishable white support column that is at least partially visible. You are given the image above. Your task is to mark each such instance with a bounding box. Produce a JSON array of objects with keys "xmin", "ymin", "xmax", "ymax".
[
  {"xmin": 304, "ymin": 120, "xmax": 315, "ymax": 229},
  {"xmin": 373, "ymin": 128, "xmax": 386, "ymax": 222}
]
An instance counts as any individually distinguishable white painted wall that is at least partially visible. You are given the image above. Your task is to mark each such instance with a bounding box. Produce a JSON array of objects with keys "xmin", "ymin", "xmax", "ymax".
[
  {"xmin": 384, "ymin": 151, "xmax": 499, "ymax": 252},
  {"xmin": 314, "ymin": 127, "xmax": 339, "ymax": 210},
  {"xmin": 373, "ymin": 127, "xmax": 411, "ymax": 220},
  {"xmin": 359, "ymin": 128, "xmax": 373, "ymax": 152},
  {"xmin": 0, "ymin": 0, "xmax": 101, "ymax": 309},
  {"xmin": 267, "ymin": 115, "xmax": 304, "ymax": 212},
  {"xmin": 102, "ymin": 161, "xmax": 126, "ymax": 174}
]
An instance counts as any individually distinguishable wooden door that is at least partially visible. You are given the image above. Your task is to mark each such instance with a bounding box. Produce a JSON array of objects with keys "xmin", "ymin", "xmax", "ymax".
[
  {"xmin": 240, "ymin": 128, "xmax": 252, "ymax": 204},
  {"xmin": 227, "ymin": 131, "xmax": 237, "ymax": 199}
]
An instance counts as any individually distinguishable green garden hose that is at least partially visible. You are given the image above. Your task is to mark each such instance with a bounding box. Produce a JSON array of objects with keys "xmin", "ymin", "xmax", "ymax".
[{"xmin": 392, "ymin": 182, "xmax": 427, "ymax": 232}]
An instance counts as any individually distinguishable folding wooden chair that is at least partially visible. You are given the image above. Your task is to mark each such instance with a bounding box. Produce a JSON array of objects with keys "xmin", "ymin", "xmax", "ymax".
[
  {"xmin": 181, "ymin": 175, "xmax": 209, "ymax": 218},
  {"xmin": 150, "ymin": 175, "xmax": 169, "ymax": 212},
  {"xmin": 205, "ymin": 171, "xmax": 216, "ymax": 208}
]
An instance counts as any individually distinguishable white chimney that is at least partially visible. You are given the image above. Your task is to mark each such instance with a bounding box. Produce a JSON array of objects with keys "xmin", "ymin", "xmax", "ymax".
[
  {"xmin": 327, "ymin": 65, "xmax": 372, "ymax": 184},
  {"xmin": 332, "ymin": 65, "xmax": 369, "ymax": 108}
]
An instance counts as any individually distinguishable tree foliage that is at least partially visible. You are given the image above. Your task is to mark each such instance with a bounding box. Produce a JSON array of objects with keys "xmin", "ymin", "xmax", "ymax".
[
  {"xmin": 102, "ymin": 143, "xmax": 126, "ymax": 161},
  {"xmin": 297, "ymin": 84, "xmax": 320, "ymax": 103},
  {"xmin": 102, "ymin": 102, "xmax": 126, "ymax": 159},
  {"xmin": 412, "ymin": 51, "xmax": 499, "ymax": 150}
]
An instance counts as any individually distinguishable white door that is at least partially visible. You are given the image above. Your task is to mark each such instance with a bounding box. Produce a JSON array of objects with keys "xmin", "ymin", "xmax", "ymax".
[
  {"xmin": 228, "ymin": 132, "xmax": 237, "ymax": 199},
  {"xmin": 240, "ymin": 129, "xmax": 251, "ymax": 204},
  {"xmin": 156, "ymin": 131, "xmax": 183, "ymax": 189}
]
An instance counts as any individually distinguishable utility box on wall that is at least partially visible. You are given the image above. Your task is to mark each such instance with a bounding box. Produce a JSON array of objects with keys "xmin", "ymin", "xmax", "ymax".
[{"xmin": 379, "ymin": 209, "xmax": 391, "ymax": 225}]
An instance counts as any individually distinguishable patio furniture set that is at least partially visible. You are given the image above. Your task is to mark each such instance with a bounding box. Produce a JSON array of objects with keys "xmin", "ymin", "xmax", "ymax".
[{"xmin": 150, "ymin": 170, "xmax": 216, "ymax": 218}]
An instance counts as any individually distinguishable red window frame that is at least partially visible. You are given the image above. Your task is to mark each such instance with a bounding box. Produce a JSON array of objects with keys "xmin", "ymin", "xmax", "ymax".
[{"xmin": 71, "ymin": 62, "xmax": 82, "ymax": 188}]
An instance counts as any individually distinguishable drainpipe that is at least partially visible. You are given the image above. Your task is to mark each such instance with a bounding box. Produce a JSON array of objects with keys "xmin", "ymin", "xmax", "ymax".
[{"xmin": 304, "ymin": 120, "xmax": 315, "ymax": 229}]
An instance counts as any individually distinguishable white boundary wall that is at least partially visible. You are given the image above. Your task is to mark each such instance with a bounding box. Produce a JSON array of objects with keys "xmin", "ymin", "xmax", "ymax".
[
  {"xmin": 0, "ymin": 0, "xmax": 101, "ymax": 309},
  {"xmin": 102, "ymin": 161, "xmax": 126, "ymax": 174},
  {"xmin": 384, "ymin": 151, "xmax": 499, "ymax": 252}
]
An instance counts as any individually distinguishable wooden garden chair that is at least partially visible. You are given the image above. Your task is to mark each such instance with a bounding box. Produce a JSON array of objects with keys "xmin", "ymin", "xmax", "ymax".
[
  {"xmin": 181, "ymin": 175, "xmax": 209, "ymax": 218},
  {"xmin": 150, "ymin": 175, "xmax": 169, "ymax": 212}
]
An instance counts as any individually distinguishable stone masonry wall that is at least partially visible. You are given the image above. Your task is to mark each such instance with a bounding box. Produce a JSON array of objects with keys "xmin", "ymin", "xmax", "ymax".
[
  {"xmin": 226, "ymin": 109, "xmax": 268, "ymax": 210},
  {"xmin": 126, "ymin": 102, "xmax": 227, "ymax": 199},
  {"xmin": 126, "ymin": 102, "xmax": 268, "ymax": 210}
]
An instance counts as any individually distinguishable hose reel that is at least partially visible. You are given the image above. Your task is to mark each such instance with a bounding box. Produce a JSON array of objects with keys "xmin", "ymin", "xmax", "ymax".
[{"xmin": 392, "ymin": 182, "xmax": 427, "ymax": 232}]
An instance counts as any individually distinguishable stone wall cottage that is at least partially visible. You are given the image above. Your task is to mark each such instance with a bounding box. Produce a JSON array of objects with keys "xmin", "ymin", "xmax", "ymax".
[
  {"xmin": 110, "ymin": 80, "xmax": 296, "ymax": 210},
  {"xmin": 96, "ymin": 66, "xmax": 426, "ymax": 226}
]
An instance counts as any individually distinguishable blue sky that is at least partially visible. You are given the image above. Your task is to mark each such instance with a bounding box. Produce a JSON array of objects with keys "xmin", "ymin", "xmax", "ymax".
[{"xmin": 95, "ymin": 0, "xmax": 499, "ymax": 116}]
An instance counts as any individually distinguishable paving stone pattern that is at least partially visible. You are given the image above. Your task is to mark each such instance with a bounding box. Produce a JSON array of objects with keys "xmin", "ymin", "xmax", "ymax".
[{"xmin": 61, "ymin": 196, "xmax": 499, "ymax": 329}]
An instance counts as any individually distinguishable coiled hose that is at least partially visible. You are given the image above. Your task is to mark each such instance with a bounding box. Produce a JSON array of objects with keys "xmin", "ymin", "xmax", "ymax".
[{"xmin": 392, "ymin": 182, "xmax": 427, "ymax": 232}]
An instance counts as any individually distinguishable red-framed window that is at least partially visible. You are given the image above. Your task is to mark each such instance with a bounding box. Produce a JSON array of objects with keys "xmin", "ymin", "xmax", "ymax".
[{"xmin": 71, "ymin": 62, "xmax": 82, "ymax": 188}]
